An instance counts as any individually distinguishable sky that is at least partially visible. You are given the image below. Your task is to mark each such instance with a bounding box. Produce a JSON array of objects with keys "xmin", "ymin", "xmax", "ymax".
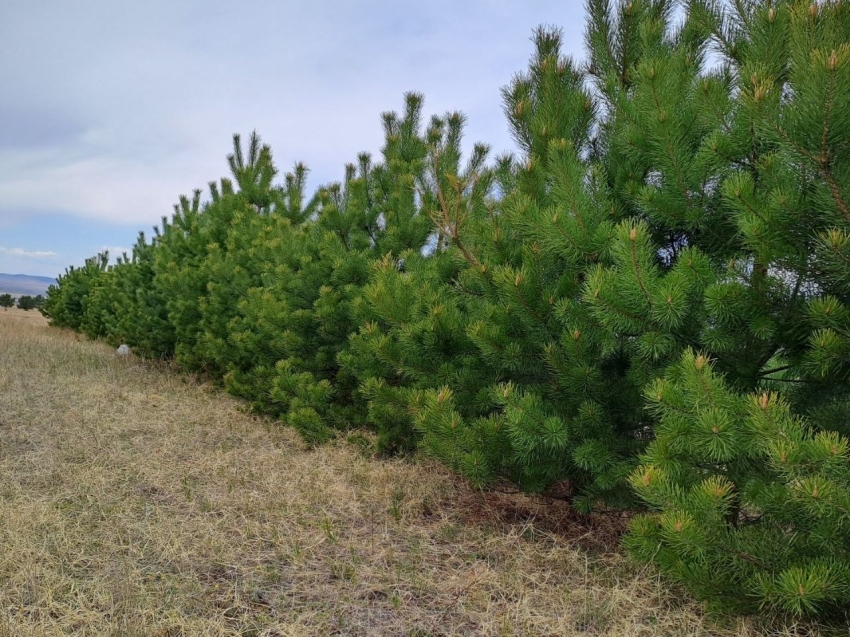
[{"xmin": 0, "ymin": 0, "xmax": 588, "ymax": 278}]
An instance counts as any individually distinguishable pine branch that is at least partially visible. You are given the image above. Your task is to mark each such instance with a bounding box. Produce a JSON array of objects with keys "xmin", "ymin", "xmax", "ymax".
[
  {"xmin": 647, "ymin": 74, "xmax": 694, "ymax": 208},
  {"xmin": 760, "ymin": 376, "xmax": 809, "ymax": 384},
  {"xmin": 628, "ymin": 232, "xmax": 653, "ymax": 305},
  {"xmin": 758, "ymin": 364, "xmax": 793, "ymax": 377},
  {"xmin": 431, "ymin": 172, "xmax": 482, "ymax": 269},
  {"xmin": 824, "ymin": 171, "xmax": 850, "ymax": 223},
  {"xmin": 820, "ymin": 51, "xmax": 850, "ymax": 222},
  {"xmin": 769, "ymin": 122, "xmax": 850, "ymax": 224}
]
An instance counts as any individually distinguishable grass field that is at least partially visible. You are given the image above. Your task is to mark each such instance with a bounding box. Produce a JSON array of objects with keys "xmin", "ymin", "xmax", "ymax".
[
  {"xmin": 0, "ymin": 306, "xmax": 50, "ymax": 327},
  {"xmin": 0, "ymin": 311, "xmax": 832, "ymax": 636}
]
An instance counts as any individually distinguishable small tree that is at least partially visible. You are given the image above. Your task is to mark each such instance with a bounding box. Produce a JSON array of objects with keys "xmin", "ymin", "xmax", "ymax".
[
  {"xmin": 0, "ymin": 294, "xmax": 13, "ymax": 311},
  {"xmin": 17, "ymin": 295, "xmax": 36, "ymax": 311},
  {"xmin": 42, "ymin": 252, "xmax": 110, "ymax": 329}
]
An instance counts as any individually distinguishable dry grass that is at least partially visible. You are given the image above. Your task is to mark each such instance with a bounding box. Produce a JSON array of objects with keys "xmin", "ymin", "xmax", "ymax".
[
  {"xmin": 0, "ymin": 306, "xmax": 48, "ymax": 327},
  {"xmin": 0, "ymin": 314, "xmax": 837, "ymax": 636}
]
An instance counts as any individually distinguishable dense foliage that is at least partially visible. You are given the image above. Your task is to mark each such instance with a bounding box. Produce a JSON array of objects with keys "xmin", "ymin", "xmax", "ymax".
[
  {"xmin": 44, "ymin": 0, "xmax": 850, "ymax": 620},
  {"xmin": 16, "ymin": 295, "xmax": 45, "ymax": 311}
]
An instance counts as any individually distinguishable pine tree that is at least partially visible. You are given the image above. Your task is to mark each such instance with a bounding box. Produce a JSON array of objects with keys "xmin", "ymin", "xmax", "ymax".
[
  {"xmin": 628, "ymin": 352, "xmax": 850, "ymax": 617},
  {"xmin": 0, "ymin": 294, "xmax": 13, "ymax": 311},
  {"xmin": 43, "ymin": 252, "xmax": 110, "ymax": 331},
  {"xmin": 356, "ymin": 27, "xmax": 642, "ymax": 508},
  {"xmin": 99, "ymin": 232, "xmax": 177, "ymax": 357},
  {"xmin": 150, "ymin": 188, "xmax": 206, "ymax": 365},
  {"xmin": 344, "ymin": 109, "xmax": 494, "ymax": 453},
  {"xmin": 225, "ymin": 94, "xmax": 440, "ymax": 445},
  {"xmin": 616, "ymin": 0, "xmax": 850, "ymax": 618},
  {"xmin": 192, "ymin": 132, "xmax": 297, "ymax": 377},
  {"xmin": 16, "ymin": 295, "xmax": 36, "ymax": 310}
]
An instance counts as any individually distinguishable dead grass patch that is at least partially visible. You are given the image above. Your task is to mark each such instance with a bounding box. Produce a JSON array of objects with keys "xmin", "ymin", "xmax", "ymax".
[
  {"xmin": 0, "ymin": 307, "xmax": 48, "ymax": 328},
  {"xmin": 0, "ymin": 313, "xmax": 839, "ymax": 635}
]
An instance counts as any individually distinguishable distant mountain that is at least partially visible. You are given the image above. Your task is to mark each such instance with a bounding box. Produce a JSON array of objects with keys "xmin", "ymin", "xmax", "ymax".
[{"xmin": 0, "ymin": 273, "xmax": 56, "ymax": 297}]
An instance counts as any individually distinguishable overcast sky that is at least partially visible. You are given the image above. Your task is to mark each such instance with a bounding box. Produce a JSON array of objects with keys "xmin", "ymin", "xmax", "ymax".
[{"xmin": 0, "ymin": 0, "xmax": 587, "ymax": 278}]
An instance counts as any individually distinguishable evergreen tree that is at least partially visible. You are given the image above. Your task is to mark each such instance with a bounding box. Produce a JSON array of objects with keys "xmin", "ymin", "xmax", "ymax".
[
  {"xmin": 0, "ymin": 294, "xmax": 13, "ymax": 311},
  {"xmin": 42, "ymin": 252, "xmax": 110, "ymax": 331},
  {"xmin": 616, "ymin": 0, "xmax": 850, "ymax": 618},
  {"xmin": 343, "ymin": 109, "xmax": 494, "ymax": 453},
  {"xmin": 79, "ymin": 265, "xmax": 119, "ymax": 339},
  {"xmin": 149, "ymin": 186, "xmax": 209, "ymax": 365},
  {"xmin": 225, "ymin": 94, "xmax": 441, "ymax": 445},
  {"xmin": 107, "ymin": 232, "xmax": 176, "ymax": 357},
  {"xmin": 356, "ymin": 27, "xmax": 641, "ymax": 508},
  {"xmin": 628, "ymin": 352, "xmax": 850, "ymax": 617}
]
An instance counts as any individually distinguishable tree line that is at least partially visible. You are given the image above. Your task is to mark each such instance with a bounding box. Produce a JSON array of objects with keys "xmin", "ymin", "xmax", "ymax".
[
  {"xmin": 0, "ymin": 294, "xmax": 45, "ymax": 311},
  {"xmin": 42, "ymin": 0, "xmax": 850, "ymax": 621}
]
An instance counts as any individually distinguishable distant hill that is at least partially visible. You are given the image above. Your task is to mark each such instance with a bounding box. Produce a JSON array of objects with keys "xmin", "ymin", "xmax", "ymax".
[{"xmin": 0, "ymin": 273, "xmax": 56, "ymax": 297}]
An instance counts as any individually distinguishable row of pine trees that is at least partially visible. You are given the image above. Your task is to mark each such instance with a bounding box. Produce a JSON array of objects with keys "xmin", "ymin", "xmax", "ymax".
[{"xmin": 43, "ymin": 0, "xmax": 850, "ymax": 621}]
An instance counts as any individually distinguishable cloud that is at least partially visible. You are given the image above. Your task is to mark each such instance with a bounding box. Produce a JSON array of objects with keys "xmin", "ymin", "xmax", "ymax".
[
  {"xmin": 0, "ymin": 0, "xmax": 585, "ymax": 231},
  {"xmin": 0, "ymin": 0, "xmax": 587, "ymax": 279},
  {"xmin": 0, "ymin": 247, "xmax": 59, "ymax": 258}
]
